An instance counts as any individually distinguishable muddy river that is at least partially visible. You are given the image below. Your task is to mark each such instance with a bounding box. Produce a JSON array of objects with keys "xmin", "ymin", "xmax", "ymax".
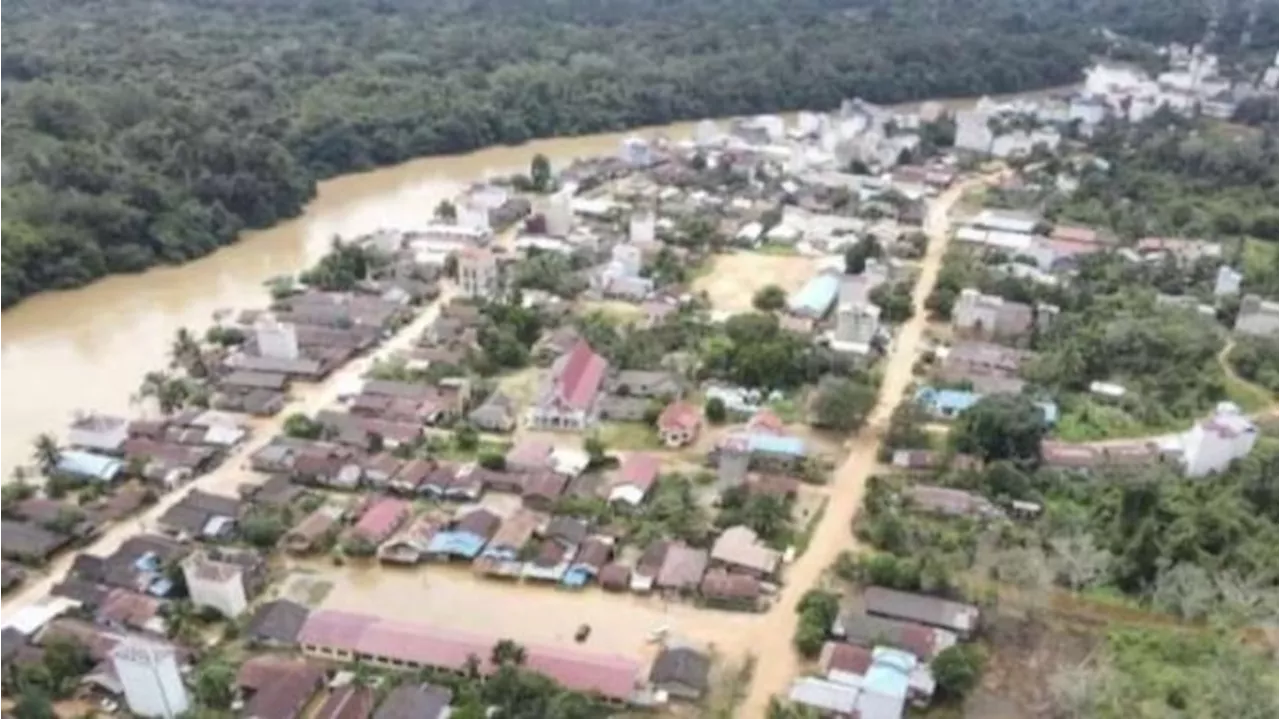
[{"xmin": 0, "ymin": 88, "xmax": 1070, "ymax": 480}]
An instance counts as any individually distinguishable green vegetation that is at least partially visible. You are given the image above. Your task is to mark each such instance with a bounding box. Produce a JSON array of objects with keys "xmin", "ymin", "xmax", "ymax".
[
  {"xmin": 810, "ymin": 376, "xmax": 877, "ymax": 432},
  {"xmin": 1226, "ymin": 336, "xmax": 1279, "ymax": 393},
  {"xmin": 752, "ymin": 284, "xmax": 788, "ymax": 312},
  {"xmin": 2, "ymin": 0, "xmax": 1229, "ymax": 306},
  {"xmin": 952, "ymin": 394, "xmax": 1046, "ymax": 463},
  {"xmin": 716, "ymin": 486, "xmax": 796, "ymax": 550},
  {"xmin": 931, "ymin": 644, "xmax": 986, "ymax": 700},
  {"xmin": 793, "ymin": 589, "xmax": 840, "ymax": 658}
]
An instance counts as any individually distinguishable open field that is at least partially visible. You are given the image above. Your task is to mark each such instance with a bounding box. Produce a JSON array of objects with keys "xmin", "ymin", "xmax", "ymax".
[
  {"xmin": 693, "ymin": 251, "xmax": 819, "ymax": 313},
  {"xmin": 300, "ymin": 562, "xmax": 761, "ymax": 660}
]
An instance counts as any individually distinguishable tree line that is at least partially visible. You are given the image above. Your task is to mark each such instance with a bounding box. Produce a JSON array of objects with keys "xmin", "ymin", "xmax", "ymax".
[{"xmin": 0, "ymin": 0, "xmax": 1235, "ymax": 306}]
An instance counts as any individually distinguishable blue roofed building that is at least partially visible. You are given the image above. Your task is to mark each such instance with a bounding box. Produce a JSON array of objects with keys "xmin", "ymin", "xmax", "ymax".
[
  {"xmin": 788, "ymin": 273, "xmax": 841, "ymax": 319},
  {"xmin": 56, "ymin": 450, "xmax": 124, "ymax": 482},
  {"xmin": 914, "ymin": 387, "xmax": 1058, "ymax": 425},
  {"xmin": 425, "ymin": 531, "xmax": 488, "ymax": 561}
]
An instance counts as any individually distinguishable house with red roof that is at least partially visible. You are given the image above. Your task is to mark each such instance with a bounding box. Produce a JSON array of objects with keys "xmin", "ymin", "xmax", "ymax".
[
  {"xmin": 657, "ymin": 401, "xmax": 702, "ymax": 448},
  {"xmin": 607, "ymin": 453, "xmax": 661, "ymax": 506},
  {"xmin": 527, "ymin": 341, "xmax": 609, "ymax": 431},
  {"xmin": 350, "ymin": 498, "xmax": 411, "ymax": 544}
]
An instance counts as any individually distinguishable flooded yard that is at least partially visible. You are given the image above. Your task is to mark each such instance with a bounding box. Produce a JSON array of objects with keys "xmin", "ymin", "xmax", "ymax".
[
  {"xmin": 303, "ymin": 562, "xmax": 761, "ymax": 660},
  {"xmin": 694, "ymin": 252, "xmax": 819, "ymax": 313}
]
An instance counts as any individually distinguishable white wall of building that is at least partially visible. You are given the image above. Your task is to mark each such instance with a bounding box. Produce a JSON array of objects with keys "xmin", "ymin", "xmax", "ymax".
[
  {"xmin": 254, "ymin": 316, "xmax": 299, "ymax": 360},
  {"xmin": 182, "ymin": 556, "xmax": 247, "ymax": 618}
]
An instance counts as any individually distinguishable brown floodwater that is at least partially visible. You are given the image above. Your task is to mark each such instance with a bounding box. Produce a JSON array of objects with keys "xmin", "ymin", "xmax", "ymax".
[{"xmin": 0, "ymin": 87, "xmax": 1072, "ymax": 481}]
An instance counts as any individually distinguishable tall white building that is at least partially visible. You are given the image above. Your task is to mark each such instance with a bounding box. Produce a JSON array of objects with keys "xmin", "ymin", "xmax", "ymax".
[
  {"xmin": 545, "ymin": 190, "xmax": 574, "ymax": 237},
  {"xmin": 629, "ymin": 211, "xmax": 656, "ymax": 245},
  {"xmin": 610, "ymin": 244, "xmax": 643, "ymax": 277},
  {"xmin": 1183, "ymin": 403, "xmax": 1258, "ymax": 477},
  {"xmin": 182, "ymin": 553, "xmax": 247, "ymax": 618},
  {"xmin": 1214, "ymin": 266, "xmax": 1242, "ymax": 297},
  {"xmin": 620, "ymin": 136, "xmax": 652, "ymax": 166},
  {"xmin": 953, "ymin": 110, "xmax": 993, "ymax": 154},
  {"xmin": 832, "ymin": 303, "xmax": 881, "ymax": 354},
  {"xmin": 111, "ymin": 639, "xmax": 190, "ymax": 718},
  {"xmin": 458, "ymin": 247, "xmax": 501, "ymax": 299},
  {"xmin": 254, "ymin": 315, "xmax": 299, "ymax": 361}
]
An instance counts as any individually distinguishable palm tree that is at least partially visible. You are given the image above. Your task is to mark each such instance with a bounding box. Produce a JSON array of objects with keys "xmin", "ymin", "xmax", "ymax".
[
  {"xmin": 165, "ymin": 600, "xmax": 201, "ymax": 645},
  {"xmin": 490, "ymin": 639, "xmax": 526, "ymax": 666},
  {"xmin": 463, "ymin": 654, "xmax": 482, "ymax": 679},
  {"xmin": 32, "ymin": 434, "xmax": 62, "ymax": 474}
]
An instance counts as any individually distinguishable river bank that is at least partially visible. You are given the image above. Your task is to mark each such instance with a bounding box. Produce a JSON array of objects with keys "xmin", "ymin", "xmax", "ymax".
[{"xmin": 0, "ymin": 85, "xmax": 1077, "ymax": 483}]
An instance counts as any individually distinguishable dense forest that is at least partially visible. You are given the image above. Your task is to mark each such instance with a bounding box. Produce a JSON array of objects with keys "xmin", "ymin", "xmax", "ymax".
[{"xmin": 0, "ymin": 0, "xmax": 1255, "ymax": 306}]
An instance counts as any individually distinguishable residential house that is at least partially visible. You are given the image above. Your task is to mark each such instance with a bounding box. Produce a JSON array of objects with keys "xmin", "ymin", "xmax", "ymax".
[
  {"xmin": 709, "ymin": 526, "xmax": 780, "ymax": 579},
  {"xmin": 505, "ymin": 439, "xmax": 554, "ymax": 473},
  {"xmin": 607, "ymin": 453, "xmax": 661, "ymax": 506},
  {"xmin": 457, "ymin": 247, "xmax": 501, "ymax": 299},
  {"xmin": 890, "ymin": 450, "xmax": 942, "ymax": 472},
  {"xmin": 378, "ymin": 514, "xmax": 446, "ymax": 564},
  {"xmin": 425, "ymin": 508, "xmax": 501, "ymax": 560},
  {"xmin": 563, "ymin": 538, "xmax": 612, "ymax": 588},
  {"xmin": 387, "ymin": 459, "xmax": 433, "ymax": 494},
  {"xmin": 1234, "ymin": 294, "xmax": 1280, "ymax": 337},
  {"xmin": 313, "ymin": 685, "xmax": 376, "ymax": 719},
  {"xmin": 597, "ymin": 395, "xmax": 651, "ymax": 422},
  {"xmin": 905, "ymin": 485, "xmax": 1003, "ymax": 520},
  {"xmin": 156, "ymin": 490, "xmax": 240, "ymax": 540},
  {"xmin": 110, "ymin": 638, "xmax": 191, "ymax": 718},
  {"xmin": 951, "ymin": 289, "xmax": 1034, "ymax": 342},
  {"xmin": 787, "ymin": 677, "xmax": 859, "ymax": 718},
  {"xmin": 349, "ymin": 498, "xmax": 412, "ymax": 545},
  {"xmin": 788, "ymin": 272, "xmax": 842, "ymax": 319},
  {"xmin": 182, "ymin": 552, "xmax": 249, "ymax": 618},
  {"xmin": 1, "ymin": 521, "xmax": 73, "ymax": 565},
  {"xmin": 599, "ymin": 563, "xmax": 631, "ymax": 592},
  {"xmin": 55, "ymin": 450, "xmax": 125, "ymax": 483},
  {"xmin": 245, "ymin": 600, "xmax": 310, "ymax": 647},
  {"xmin": 358, "ymin": 454, "xmax": 405, "ymax": 489},
  {"xmin": 936, "ymin": 342, "xmax": 1031, "ymax": 394},
  {"xmin": 237, "ymin": 657, "xmax": 325, "ymax": 719},
  {"xmin": 649, "ymin": 647, "xmax": 711, "ymax": 701},
  {"xmin": 477, "ymin": 510, "xmax": 542, "ymax": 577},
  {"xmin": 68, "ymin": 413, "xmax": 130, "ymax": 453},
  {"xmin": 631, "ymin": 541, "xmax": 669, "ymax": 593},
  {"xmin": 284, "ymin": 506, "xmax": 342, "ymax": 554},
  {"xmin": 521, "ymin": 471, "xmax": 569, "ymax": 511},
  {"xmin": 94, "ymin": 589, "xmax": 166, "ymax": 635},
  {"xmin": 657, "ymin": 401, "xmax": 702, "ymax": 448},
  {"xmin": 655, "ymin": 543, "xmax": 709, "ymax": 594},
  {"xmin": 699, "ymin": 569, "xmax": 762, "ymax": 611},
  {"xmin": 374, "ymin": 683, "xmax": 453, "ymax": 719},
  {"xmin": 526, "ymin": 341, "xmax": 609, "ymax": 430},
  {"xmin": 468, "ymin": 391, "xmax": 519, "ymax": 433},
  {"xmin": 914, "ymin": 387, "xmax": 1057, "ymax": 425},
  {"xmin": 863, "ymin": 587, "xmax": 980, "ymax": 638}
]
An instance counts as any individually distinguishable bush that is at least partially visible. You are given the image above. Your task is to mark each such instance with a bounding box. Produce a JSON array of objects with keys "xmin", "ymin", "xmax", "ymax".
[
  {"xmin": 933, "ymin": 644, "xmax": 986, "ymax": 699},
  {"xmin": 793, "ymin": 589, "xmax": 840, "ymax": 658},
  {"xmin": 704, "ymin": 397, "xmax": 727, "ymax": 424},
  {"xmin": 478, "ymin": 452, "xmax": 506, "ymax": 471},
  {"xmin": 283, "ymin": 413, "xmax": 323, "ymax": 440}
]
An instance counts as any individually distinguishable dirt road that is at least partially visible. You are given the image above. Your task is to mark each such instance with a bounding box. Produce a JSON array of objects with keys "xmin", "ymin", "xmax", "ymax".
[
  {"xmin": 1, "ymin": 287, "xmax": 456, "ymax": 617},
  {"xmin": 736, "ymin": 178, "xmax": 981, "ymax": 716}
]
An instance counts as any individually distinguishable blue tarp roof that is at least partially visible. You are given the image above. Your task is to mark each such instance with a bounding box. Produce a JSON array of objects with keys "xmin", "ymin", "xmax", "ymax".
[
  {"xmin": 863, "ymin": 647, "xmax": 915, "ymax": 698},
  {"xmin": 745, "ymin": 433, "xmax": 808, "ymax": 457},
  {"xmin": 915, "ymin": 387, "xmax": 1058, "ymax": 425},
  {"xmin": 426, "ymin": 531, "xmax": 486, "ymax": 558},
  {"xmin": 788, "ymin": 274, "xmax": 841, "ymax": 316},
  {"xmin": 56, "ymin": 450, "xmax": 123, "ymax": 481}
]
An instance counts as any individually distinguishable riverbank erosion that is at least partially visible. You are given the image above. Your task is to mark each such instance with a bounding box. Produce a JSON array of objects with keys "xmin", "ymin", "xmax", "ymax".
[{"xmin": 4, "ymin": 0, "xmax": 1204, "ymax": 308}]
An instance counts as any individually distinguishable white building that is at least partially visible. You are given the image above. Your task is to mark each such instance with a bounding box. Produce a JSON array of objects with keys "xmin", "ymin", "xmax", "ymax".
[
  {"xmin": 415, "ymin": 223, "xmax": 492, "ymax": 246},
  {"xmin": 254, "ymin": 315, "xmax": 299, "ymax": 361},
  {"xmin": 831, "ymin": 303, "xmax": 881, "ymax": 354},
  {"xmin": 545, "ymin": 190, "xmax": 574, "ymax": 237},
  {"xmin": 1182, "ymin": 403, "xmax": 1258, "ymax": 477},
  {"xmin": 110, "ymin": 639, "xmax": 190, "ymax": 718},
  {"xmin": 1214, "ymin": 266, "xmax": 1242, "ymax": 297},
  {"xmin": 694, "ymin": 120, "xmax": 721, "ymax": 146},
  {"xmin": 610, "ymin": 244, "xmax": 643, "ymax": 277},
  {"xmin": 457, "ymin": 247, "xmax": 501, "ymax": 299},
  {"xmin": 953, "ymin": 109, "xmax": 993, "ymax": 154},
  {"xmin": 1234, "ymin": 294, "xmax": 1280, "ymax": 336},
  {"xmin": 629, "ymin": 210, "xmax": 656, "ymax": 245},
  {"xmin": 620, "ymin": 136, "xmax": 652, "ymax": 166},
  {"xmin": 182, "ymin": 553, "xmax": 247, "ymax": 618}
]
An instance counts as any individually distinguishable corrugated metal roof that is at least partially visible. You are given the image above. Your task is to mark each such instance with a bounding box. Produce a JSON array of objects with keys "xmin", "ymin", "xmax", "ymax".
[{"xmin": 788, "ymin": 274, "xmax": 841, "ymax": 316}]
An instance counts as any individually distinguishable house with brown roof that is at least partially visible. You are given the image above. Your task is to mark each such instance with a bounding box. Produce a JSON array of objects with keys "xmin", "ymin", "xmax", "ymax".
[
  {"xmin": 699, "ymin": 569, "xmax": 762, "ymax": 611},
  {"xmin": 95, "ymin": 589, "xmax": 166, "ymax": 634},
  {"xmin": 246, "ymin": 600, "xmax": 310, "ymax": 647},
  {"xmin": 378, "ymin": 514, "xmax": 446, "ymax": 565},
  {"xmin": 563, "ymin": 537, "xmax": 612, "ymax": 588},
  {"xmin": 468, "ymin": 391, "xmax": 519, "ymax": 433},
  {"xmin": 905, "ymin": 485, "xmax": 1003, "ymax": 520},
  {"xmin": 358, "ymin": 454, "xmax": 405, "ymax": 488},
  {"xmin": 2, "ymin": 520, "xmax": 73, "ymax": 564},
  {"xmin": 657, "ymin": 401, "xmax": 702, "ymax": 448},
  {"xmin": 238, "ymin": 656, "xmax": 326, "ymax": 719},
  {"xmin": 388, "ymin": 459, "xmax": 434, "ymax": 494},
  {"xmin": 649, "ymin": 646, "xmax": 711, "ymax": 700},
  {"xmin": 599, "ymin": 563, "xmax": 631, "ymax": 592},
  {"xmin": 374, "ymin": 683, "xmax": 452, "ymax": 719},
  {"xmin": 527, "ymin": 340, "xmax": 609, "ymax": 431},
  {"xmin": 284, "ymin": 506, "xmax": 342, "ymax": 554},
  {"xmin": 832, "ymin": 612, "xmax": 956, "ymax": 660},
  {"xmin": 631, "ymin": 540, "xmax": 670, "ymax": 593},
  {"xmin": 655, "ymin": 543, "xmax": 709, "ymax": 594},
  {"xmin": 937, "ymin": 341, "xmax": 1031, "ymax": 394},
  {"xmin": 477, "ymin": 510, "xmax": 543, "ymax": 577},
  {"xmin": 314, "ymin": 685, "xmax": 376, "ymax": 719},
  {"xmin": 521, "ymin": 471, "xmax": 569, "ymax": 511},
  {"xmin": 155, "ymin": 490, "xmax": 241, "ymax": 540},
  {"xmin": 350, "ymin": 498, "xmax": 412, "ymax": 545},
  {"xmin": 504, "ymin": 439, "xmax": 554, "ymax": 472},
  {"xmin": 429, "ymin": 464, "xmax": 484, "ymax": 501}
]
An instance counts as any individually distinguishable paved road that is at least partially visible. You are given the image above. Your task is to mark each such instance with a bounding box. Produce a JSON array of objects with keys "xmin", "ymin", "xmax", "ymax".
[{"xmin": 2, "ymin": 287, "xmax": 456, "ymax": 617}]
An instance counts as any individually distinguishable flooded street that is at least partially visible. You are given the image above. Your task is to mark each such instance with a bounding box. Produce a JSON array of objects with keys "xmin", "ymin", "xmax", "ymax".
[{"xmin": 291, "ymin": 561, "xmax": 761, "ymax": 659}]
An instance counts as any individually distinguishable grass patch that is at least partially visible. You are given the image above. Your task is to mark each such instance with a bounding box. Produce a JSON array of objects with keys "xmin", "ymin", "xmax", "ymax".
[
  {"xmin": 767, "ymin": 392, "xmax": 807, "ymax": 423},
  {"xmin": 1052, "ymin": 398, "xmax": 1181, "ymax": 442},
  {"xmin": 756, "ymin": 242, "xmax": 799, "ymax": 256},
  {"xmin": 704, "ymin": 656, "xmax": 757, "ymax": 719},
  {"xmin": 596, "ymin": 421, "xmax": 662, "ymax": 450},
  {"xmin": 496, "ymin": 366, "xmax": 540, "ymax": 406},
  {"xmin": 792, "ymin": 497, "xmax": 828, "ymax": 557},
  {"xmin": 1223, "ymin": 372, "xmax": 1274, "ymax": 414}
]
